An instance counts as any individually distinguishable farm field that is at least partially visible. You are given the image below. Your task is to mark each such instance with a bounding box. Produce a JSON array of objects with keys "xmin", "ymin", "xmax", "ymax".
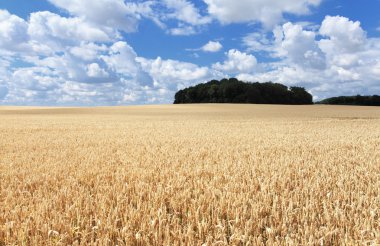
[{"xmin": 1, "ymin": 104, "xmax": 380, "ymax": 245}]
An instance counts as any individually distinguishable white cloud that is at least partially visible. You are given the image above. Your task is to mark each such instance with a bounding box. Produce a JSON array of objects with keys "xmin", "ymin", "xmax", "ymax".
[
  {"xmin": 125, "ymin": 1, "xmax": 164, "ymax": 28},
  {"xmin": 330, "ymin": 65, "xmax": 360, "ymax": 81},
  {"xmin": 28, "ymin": 11, "xmax": 112, "ymax": 43},
  {"xmin": 11, "ymin": 67, "xmax": 60, "ymax": 91},
  {"xmin": 237, "ymin": 16, "xmax": 380, "ymax": 99},
  {"xmin": 373, "ymin": 62, "xmax": 380, "ymax": 76},
  {"xmin": 319, "ymin": 16, "xmax": 366, "ymax": 54},
  {"xmin": 0, "ymin": 8, "xmax": 163, "ymax": 105},
  {"xmin": 101, "ymin": 41, "xmax": 153, "ymax": 87},
  {"xmin": 47, "ymin": 0, "xmax": 210, "ymax": 36},
  {"xmin": 70, "ymin": 42, "xmax": 107, "ymax": 61},
  {"xmin": 213, "ymin": 49, "xmax": 257, "ymax": 73},
  {"xmin": 0, "ymin": 10, "xmax": 29, "ymax": 52},
  {"xmin": 162, "ymin": 0, "xmax": 212, "ymax": 36},
  {"xmin": 138, "ymin": 57, "xmax": 215, "ymax": 90},
  {"xmin": 163, "ymin": 0, "xmax": 211, "ymax": 25},
  {"xmin": 122, "ymin": 92, "xmax": 139, "ymax": 102},
  {"xmin": 243, "ymin": 32, "xmax": 273, "ymax": 53},
  {"xmin": 47, "ymin": 0, "xmax": 140, "ymax": 33},
  {"xmin": 237, "ymin": 65, "xmax": 315, "ymax": 86},
  {"xmin": 168, "ymin": 25, "xmax": 197, "ymax": 36},
  {"xmin": 58, "ymin": 80, "xmax": 132, "ymax": 105},
  {"xmin": 102, "ymin": 42, "xmax": 139, "ymax": 75},
  {"xmin": 275, "ymin": 22, "xmax": 326, "ymax": 69},
  {"xmin": 201, "ymin": 41, "xmax": 222, "ymax": 52},
  {"xmin": 204, "ymin": 0, "xmax": 322, "ymax": 28},
  {"xmin": 27, "ymin": 53, "xmax": 106, "ymax": 84},
  {"xmin": 1, "ymin": 2, "xmax": 379, "ymax": 105},
  {"xmin": 87, "ymin": 63, "xmax": 109, "ymax": 78}
]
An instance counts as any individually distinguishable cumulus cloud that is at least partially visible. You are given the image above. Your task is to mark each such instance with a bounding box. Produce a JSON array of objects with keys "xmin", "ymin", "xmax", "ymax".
[
  {"xmin": 317, "ymin": 16, "xmax": 378, "ymax": 78},
  {"xmin": 0, "ymin": 8, "xmax": 159, "ymax": 105},
  {"xmin": 213, "ymin": 49, "xmax": 257, "ymax": 73},
  {"xmin": 102, "ymin": 41, "xmax": 153, "ymax": 86},
  {"xmin": 47, "ymin": 0, "xmax": 141, "ymax": 33},
  {"xmin": 274, "ymin": 22, "xmax": 326, "ymax": 69},
  {"xmin": 238, "ymin": 15, "xmax": 380, "ymax": 100},
  {"xmin": 319, "ymin": 16, "xmax": 366, "ymax": 54},
  {"xmin": 28, "ymin": 11, "xmax": 112, "ymax": 43},
  {"xmin": 201, "ymin": 41, "xmax": 223, "ymax": 52},
  {"xmin": 11, "ymin": 67, "xmax": 60, "ymax": 91},
  {"xmin": 0, "ymin": 10, "xmax": 29, "ymax": 52},
  {"xmin": 48, "ymin": 0, "xmax": 211, "ymax": 36},
  {"xmin": 138, "ymin": 57, "xmax": 215, "ymax": 91},
  {"xmin": 163, "ymin": 0, "xmax": 211, "ymax": 25},
  {"xmin": 87, "ymin": 63, "xmax": 109, "ymax": 78},
  {"xmin": 1, "ymin": 0, "xmax": 379, "ymax": 105},
  {"xmin": 160, "ymin": 0, "xmax": 211, "ymax": 35},
  {"xmin": 243, "ymin": 32, "xmax": 273, "ymax": 53},
  {"xmin": 69, "ymin": 42, "xmax": 108, "ymax": 61},
  {"xmin": 204, "ymin": 0, "xmax": 322, "ymax": 28},
  {"xmin": 1, "ymin": 6, "xmax": 187, "ymax": 105},
  {"xmin": 125, "ymin": 1, "xmax": 164, "ymax": 28},
  {"xmin": 101, "ymin": 42, "xmax": 139, "ymax": 75}
]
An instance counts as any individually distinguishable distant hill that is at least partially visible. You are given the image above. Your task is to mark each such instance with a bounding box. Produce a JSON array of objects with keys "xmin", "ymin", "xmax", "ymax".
[
  {"xmin": 317, "ymin": 95, "xmax": 380, "ymax": 106},
  {"xmin": 174, "ymin": 78, "xmax": 313, "ymax": 105}
]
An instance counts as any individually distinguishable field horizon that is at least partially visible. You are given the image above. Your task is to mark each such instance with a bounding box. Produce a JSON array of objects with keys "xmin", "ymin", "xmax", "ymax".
[
  {"xmin": 1, "ymin": 103, "xmax": 380, "ymax": 116},
  {"xmin": 1, "ymin": 104, "xmax": 380, "ymax": 245}
]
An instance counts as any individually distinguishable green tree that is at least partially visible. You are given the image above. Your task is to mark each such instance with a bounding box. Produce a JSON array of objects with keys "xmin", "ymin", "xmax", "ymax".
[{"xmin": 174, "ymin": 78, "xmax": 314, "ymax": 105}]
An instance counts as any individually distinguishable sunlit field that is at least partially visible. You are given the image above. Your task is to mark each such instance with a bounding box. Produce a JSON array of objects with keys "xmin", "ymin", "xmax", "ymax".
[{"xmin": 1, "ymin": 104, "xmax": 380, "ymax": 245}]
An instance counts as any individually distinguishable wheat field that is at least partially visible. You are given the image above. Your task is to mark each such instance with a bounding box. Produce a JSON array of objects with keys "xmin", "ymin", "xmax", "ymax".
[{"xmin": 0, "ymin": 104, "xmax": 380, "ymax": 245}]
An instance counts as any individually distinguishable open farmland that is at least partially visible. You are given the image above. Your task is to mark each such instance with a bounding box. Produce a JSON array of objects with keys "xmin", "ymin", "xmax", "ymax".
[{"xmin": 1, "ymin": 104, "xmax": 380, "ymax": 245}]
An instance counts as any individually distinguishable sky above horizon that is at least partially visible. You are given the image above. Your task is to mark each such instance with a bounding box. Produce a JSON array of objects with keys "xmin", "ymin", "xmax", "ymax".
[{"xmin": 0, "ymin": 0, "xmax": 380, "ymax": 105}]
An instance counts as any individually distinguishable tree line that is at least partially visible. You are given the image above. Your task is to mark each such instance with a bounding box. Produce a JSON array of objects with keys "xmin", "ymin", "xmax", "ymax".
[
  {"xmin": 174, "ymin": 78, "xmax": 313, "ymax": 105},
  {"xmin": 317, "ymin": 95, "xmax": 380, "ymax": 106}
]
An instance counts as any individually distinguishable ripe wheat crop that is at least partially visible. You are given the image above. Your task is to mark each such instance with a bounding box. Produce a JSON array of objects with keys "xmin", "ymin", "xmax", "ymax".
[{"xmin": 1, "ymin": 104, "xmax": 380, "ymax": 245}]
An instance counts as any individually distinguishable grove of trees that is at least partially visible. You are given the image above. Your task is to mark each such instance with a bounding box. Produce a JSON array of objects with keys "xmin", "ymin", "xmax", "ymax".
[
  {"xmin": 174, "ymin": 78, "xmax": 313, "ymax": 105},
  {"xmin": 317, "ymin": 95, "xmax": 380, "ymax": 106}
]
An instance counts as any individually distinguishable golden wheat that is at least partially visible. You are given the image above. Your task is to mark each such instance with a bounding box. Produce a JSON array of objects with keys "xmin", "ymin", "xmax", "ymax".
[{"xmin": 1, "ymin": 104, "xmax": 380, "ymax": 245}]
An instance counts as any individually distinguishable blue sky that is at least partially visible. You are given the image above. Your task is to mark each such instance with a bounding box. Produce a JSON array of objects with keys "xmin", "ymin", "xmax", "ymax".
[{"xmin": 0, "ymin": 0, "xmax": 380, "ymax": 105}]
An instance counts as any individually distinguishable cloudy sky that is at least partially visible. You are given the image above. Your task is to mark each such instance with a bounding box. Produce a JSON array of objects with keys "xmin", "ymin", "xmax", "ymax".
[{"xmin": 0, "ymin": 0, "xmax": 380, "ymax": 105}]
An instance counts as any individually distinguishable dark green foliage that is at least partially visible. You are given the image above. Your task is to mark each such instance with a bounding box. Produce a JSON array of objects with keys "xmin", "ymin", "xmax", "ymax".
[
  {"xmin": 317, "ymin": 95, "xmax": 380, "ymax": 106},
  {"xmin": 174, "ymin": 78, "xmax": 313, "ymax": 105}
]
